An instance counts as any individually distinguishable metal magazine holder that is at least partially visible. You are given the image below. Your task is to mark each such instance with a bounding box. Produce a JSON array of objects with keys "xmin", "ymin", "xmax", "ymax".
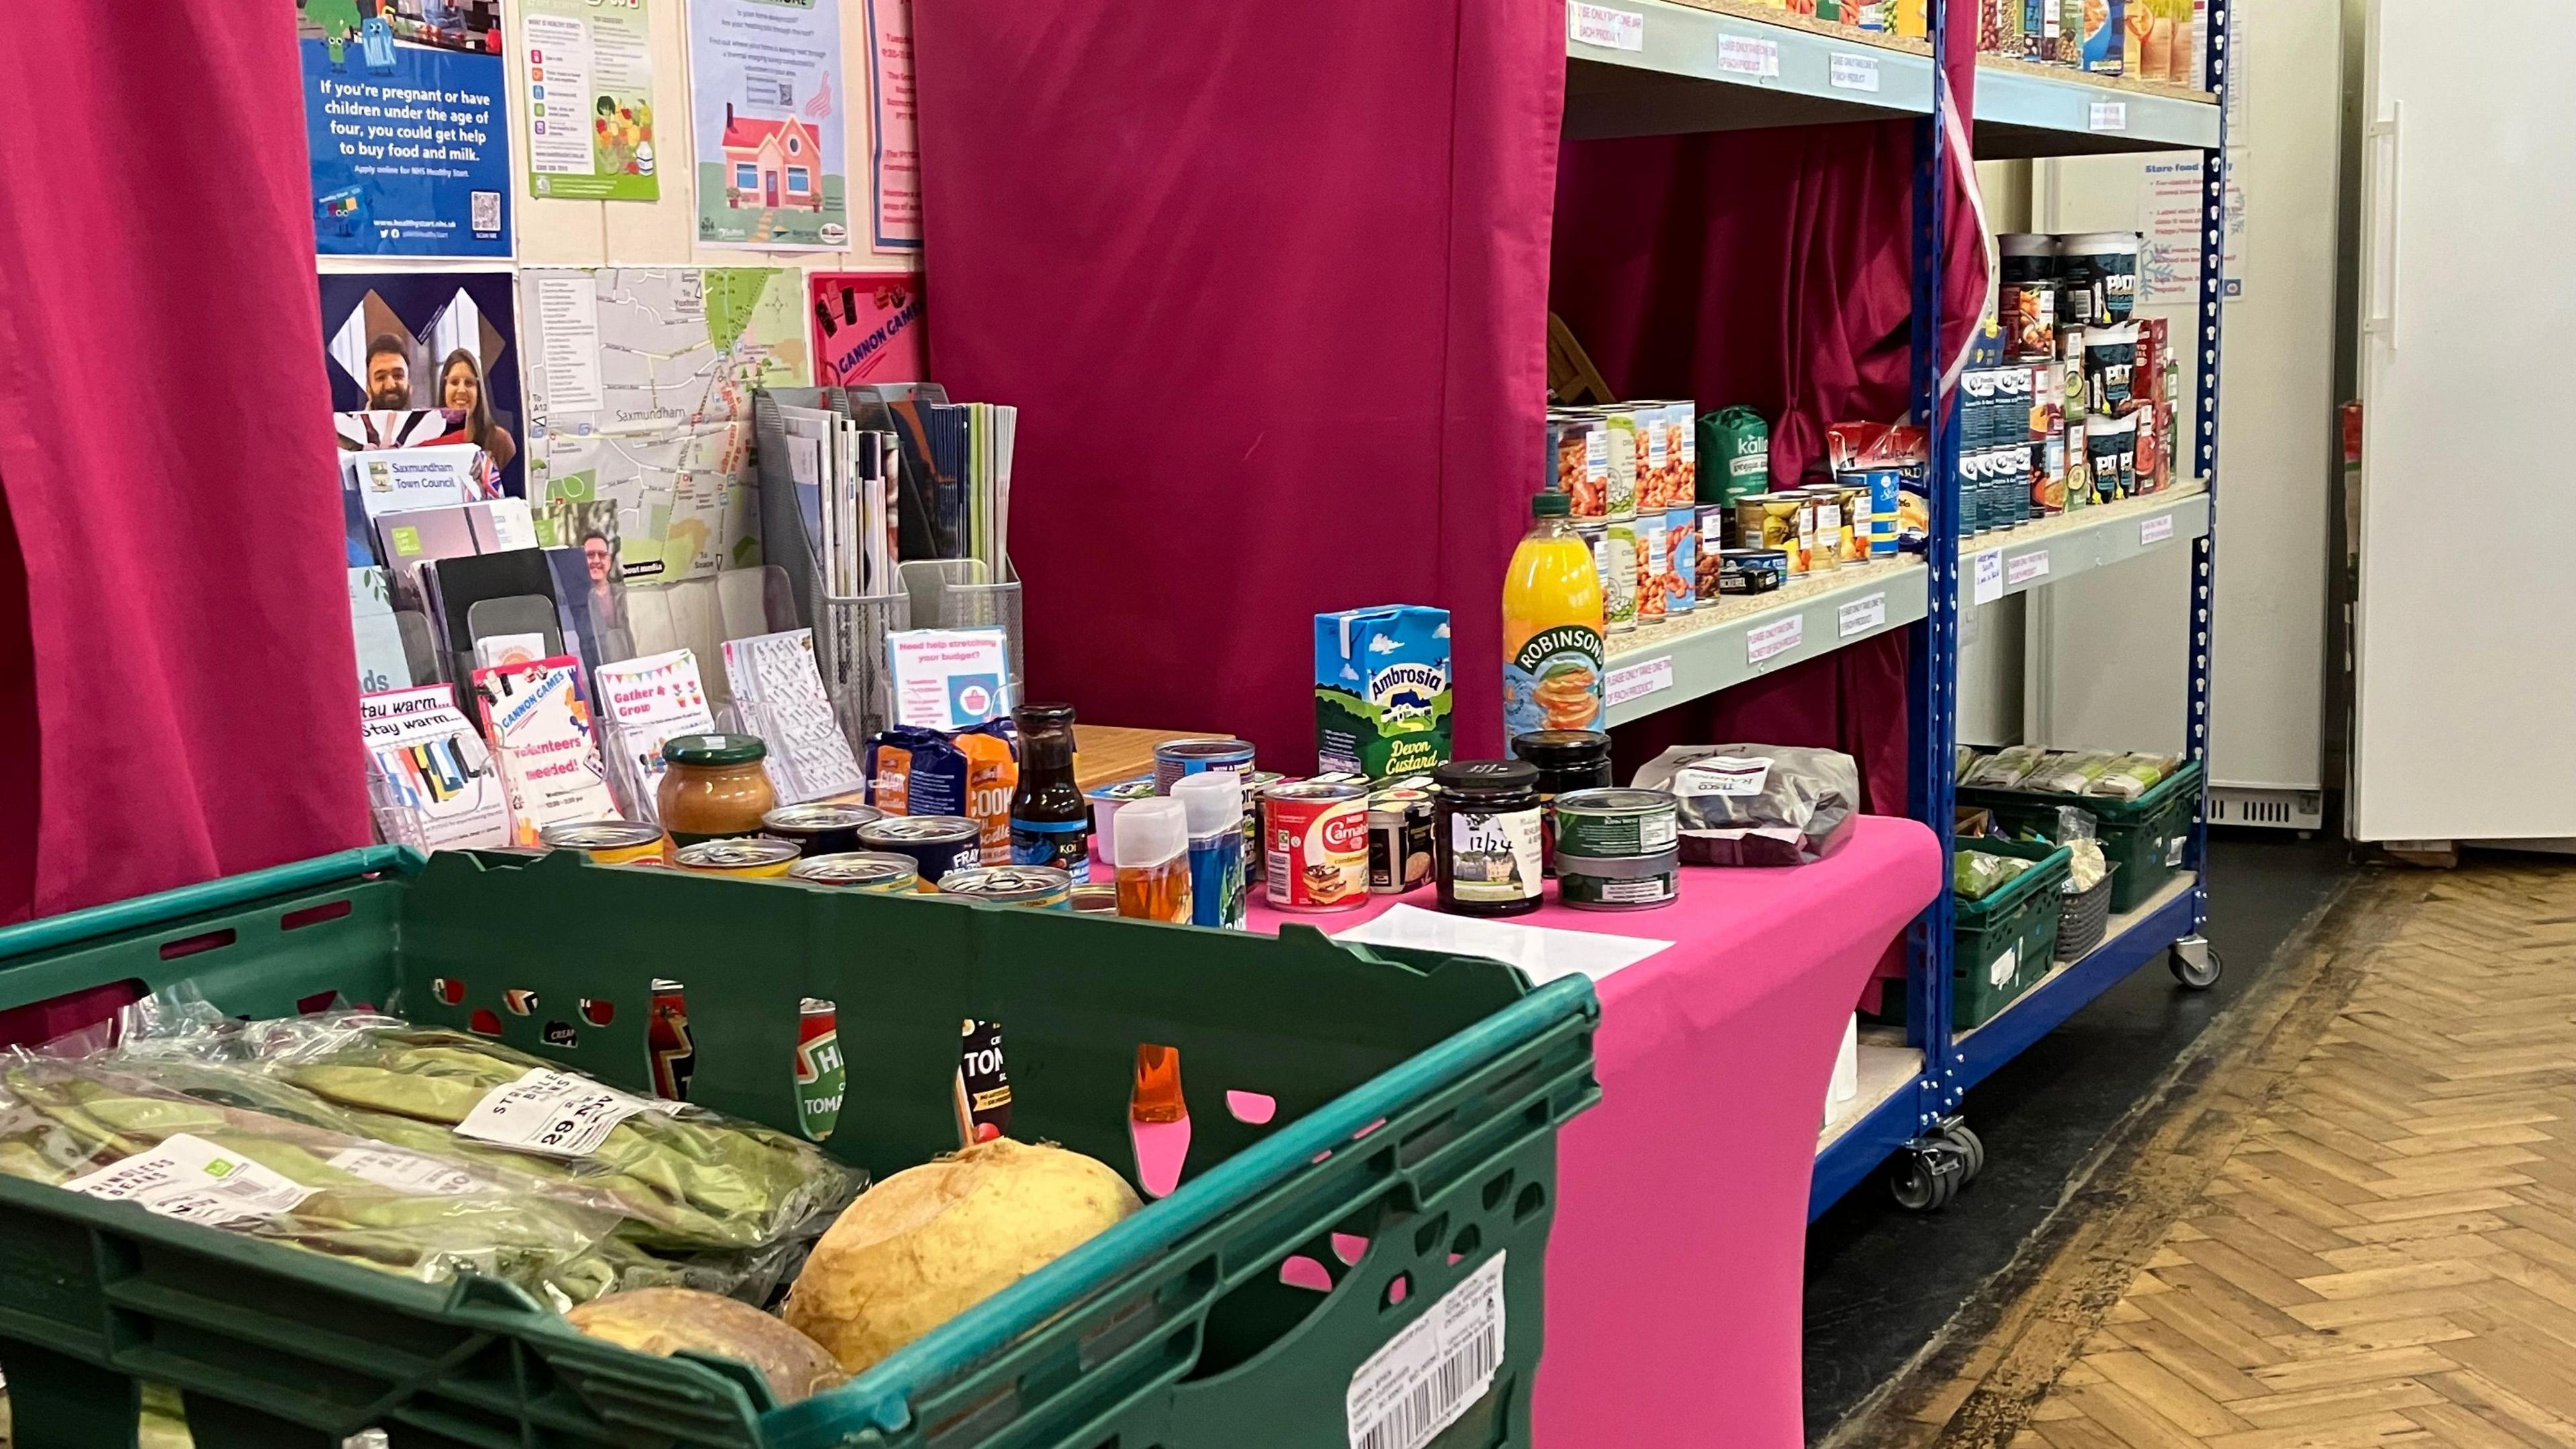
[{"xmin": 755, "ymin": 387, "xmax": 908, "ymax": 746}]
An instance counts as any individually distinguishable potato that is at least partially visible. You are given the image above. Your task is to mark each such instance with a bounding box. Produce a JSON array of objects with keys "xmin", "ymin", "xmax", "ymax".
[
  {"xmin": 566, "ymin": 1287, "xmax": 843, "ymax": 1403},
  {"xmin": 782, "ymin": 1138, "xmax": 1141, "ymax": 1374}
]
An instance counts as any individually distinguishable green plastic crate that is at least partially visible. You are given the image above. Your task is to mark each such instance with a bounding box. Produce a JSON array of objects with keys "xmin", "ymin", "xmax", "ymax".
[
  {"xmin": 1958, "ymin": 759, "xmax": 2202, "ymax": 912},
  {"xmin": 1951, "ymin": 839, "xmax": 2070, "ymax": 1030},
  {"xmin": 0, "ymin": 847, "xmax": 1600, "ymax": 1449}
]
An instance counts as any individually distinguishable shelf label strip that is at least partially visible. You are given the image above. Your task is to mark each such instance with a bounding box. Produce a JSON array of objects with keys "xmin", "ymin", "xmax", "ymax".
[
  {"xmin": 1746, "ymin": 614, "xmax": 1803, "ymax": 664},
  {"xmin": 2088, "ymin": 100, "xmax": 2129, "ymax": 131},
  {"xmin": 1603, "ymin": 655, "xmax": 1673, "ymax": 708},
  {"xmin": 2006, "ymin": 551, "xmax": 2051, "ymax": 586},
  {"xmin": 1829, "ymin": 54, "xmax": 1882, "ymax": 93},
  {"xmin": 1568, "ymin": 3, "xmax": 1646, "ymax": 52},
  {"xmin": 1972, "ymin": 549, "xmax": 2004, "ymax": 605},
  {"xmin": 2140, "ymin": 513, "xmax": 2176, "ymax": 545},
  {"xmin": 1717, "ymin": 34, "xmax": 1782, "ymax": 78},
  {"xmin": 1837, "ymin": 592, "xmax": 1888, "ymax": 637}
]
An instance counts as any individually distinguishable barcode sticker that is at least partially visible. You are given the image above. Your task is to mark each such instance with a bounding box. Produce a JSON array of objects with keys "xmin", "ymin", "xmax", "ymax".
[
  {"xmin": 1603, "ymin": 655, "xmax": 1673, "ymax": 708},
  {"xmin": 1348, "ymin": 1252, "xmax": 1507, "ymax": 1449},
  {"xmin": 1716, "ymin": 34, "xmax": 1781, "ymax": 78},
  {"xmin": 2141, "ymin": 513, "xmax": 2176, "ymax": 545},
  {"xmin": 66, "ymin": 1134, "xmax": 316, "ymax": 1228},
  {"xmin": 327, "ymin": 1146, "xmax": 492, "ymax": 1197},
  {"xmin": 2006, "ymin": 551, "xmax": 2051, "ymax": 586},
  {"xmin": 2088, "ymin": 101, "xmax": 2128, "ymax": 131},
  {"xmin": 1829, "ymin": 54, "xmax": 1882, "ymax": 92},
  {"xmin": 455, "ymin": 1068, "xmax": 649, "ymax": 1159},
  {"xmin": 1568, "ymin": 2, "xmax": 1646, "ymax": 51}
]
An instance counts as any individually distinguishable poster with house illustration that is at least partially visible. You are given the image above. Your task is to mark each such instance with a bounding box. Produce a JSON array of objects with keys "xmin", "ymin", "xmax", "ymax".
[{"xmin": 686, "ymin": 0, "xmax": 849, "ymax": 250}]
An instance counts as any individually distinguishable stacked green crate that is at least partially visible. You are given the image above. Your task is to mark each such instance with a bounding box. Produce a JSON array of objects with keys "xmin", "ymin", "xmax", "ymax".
[
  {"xmin": 1951, "ymin": 837, "xmax": 2071, "ymax": 1030},
  {"xmin": 1959, "ymin": 759, "xmax": 2202, "ymax": 912}
]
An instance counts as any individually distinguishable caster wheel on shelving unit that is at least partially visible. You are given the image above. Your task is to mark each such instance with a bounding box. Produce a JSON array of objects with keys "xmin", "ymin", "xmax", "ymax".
[
  {"xmin": 2170, "ymin": 937, "xmax": 2222, "ymax": 991},
  {"xmin": 1888, "ymin": 1142, "xmax": 1962, "ymax": 1213},
  {"xmin": 1941, "ymin": 1122, "xmax": 1986, "ymax": 1184}
]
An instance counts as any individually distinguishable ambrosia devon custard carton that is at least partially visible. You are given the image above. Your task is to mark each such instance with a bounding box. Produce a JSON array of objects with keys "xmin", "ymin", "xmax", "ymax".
[{"xmin": 1315, "ymin": 606, "xmax": 1453, "ymax": 781}]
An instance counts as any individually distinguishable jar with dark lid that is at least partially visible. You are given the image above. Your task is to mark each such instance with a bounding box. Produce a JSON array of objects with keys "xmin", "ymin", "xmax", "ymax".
[
  {"xmin": 658, "ymin": 733, "xmax": 777, "ymax": 859},
  {"xmin": 1432, "ymin": 759, "xmax": 1544, "ymax": 917},
  {"xmin": 1510, "ymin": 729, "xmax": 1613, "ymax": 875}
]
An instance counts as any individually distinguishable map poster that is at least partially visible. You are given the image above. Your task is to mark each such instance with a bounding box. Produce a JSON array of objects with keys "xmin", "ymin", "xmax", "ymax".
[
  {"xmin": 686, "ymin": 0, "xmax": 851, "ymax": 250},
  {"xmin": 863, "ymin": 0, "xmax": 920, "ymax": 250},
  {"xmin": 302, "ymin": 0, "xmax": 511, "ymax": 258},
  {"xmin": 523, "ymin": 0, "xmax": 658, "ymax": 201},
  {"xmin": 319, "ymin": 271, "xmax": 526, "ymax": 497},
  {"xmin": 809, "ymin": 272, "xmax": 925, "ymax": 386},
  {"xmin": 519, "ymin": 267, "xmax": 808, "ymax": 582}
]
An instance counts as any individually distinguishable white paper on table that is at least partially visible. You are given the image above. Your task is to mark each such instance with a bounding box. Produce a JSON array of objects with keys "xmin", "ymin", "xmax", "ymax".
[{"xmin": 1332, "ymin": 904, "xmax": 1672, "ymax": 986}]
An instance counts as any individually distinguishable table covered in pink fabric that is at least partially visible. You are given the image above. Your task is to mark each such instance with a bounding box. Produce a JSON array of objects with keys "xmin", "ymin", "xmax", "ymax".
[{"xmin": 1246, "ymin": 815, "xmax": 1940, "ymax": 1447}]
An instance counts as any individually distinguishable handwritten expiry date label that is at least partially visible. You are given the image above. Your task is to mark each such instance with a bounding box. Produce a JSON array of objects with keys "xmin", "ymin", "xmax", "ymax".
[
  {"xmin": 1746, "ymin": 614, "xmax": 1803, "ymax": 663},
  {"xmin": 1829, "ymin": 54, "xmax": 1882, "ymax": 91},
  {"xmin": 1716, "ymin": 34, "xmax": 1781, "ymax": 77},
  {"xmin": 1838, "ymin": 592, "xmax": 1888, "ymax": 637},
  {"xmin": 1568, "ymin": 3, "xmax": 1645, "ymax": 50},
  {"xmin": 456, "ymin": 1068, "xmax": 648, "ymax": 1159},
  {"xmin": 1972, "ymin": 549, "xmax": 2004, "ymax": 604},
  {"xmin": 1347, "ymin": 1251, "xmax": 1507, "ymax": 1449},
  {"xmin": 327, "ymin": 1146, "xmax": 491, "ymax": 1197},
  {"xmin": 1675, "ymin": 756, "xmax": 1772, "ymax": 798},
  {"xmin": 2006, "ymin": 551, "xmax": 2051, "ymax": 586},
  {"xmin": 66, "ymin": 1133, "xmax": 315, "ymax": 1227},
  {"xmin": 1603, "ymin": 655, "xmax": 1672, "ymax": 708},
  {"xmin": 2141, "ymin": 513, "xmax": 2177, "ymax": 545},
  {"xmin": 2089, "ymin": 101, "xmax": 2129, "ymax": 131}
]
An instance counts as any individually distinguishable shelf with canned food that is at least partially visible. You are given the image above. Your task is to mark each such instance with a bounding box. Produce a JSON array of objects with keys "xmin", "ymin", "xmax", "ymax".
[
  {"xmin": 1601, "ymin": 555, "xmax": 1929, "ymax": 729},
  {"xmin": 1973, "ymin": 58, "xmax": 2220, "ymax": 157},
  {"xmin": 1564, "ymin": 0, "xmax": 1937, "ymax": 140},
  {"xmin": 1960, "ymin": 482, "xmax": 2208, "ymax": 606}
]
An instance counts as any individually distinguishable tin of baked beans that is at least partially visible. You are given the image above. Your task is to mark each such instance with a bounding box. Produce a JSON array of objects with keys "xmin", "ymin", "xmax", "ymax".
[
  {"xmin": 938, "ymin": 865, "xmax": 1073, "ymax": 909},
  {"xmin": 1553, "ymin": 788, "xmax": 1682, "ymax": 860},
  {"xmin": 538, "ymin": 820, "xmax": 665, "ymax": 866},
  {"xmin": 855, "ymin": 815, "xmax": 984, "ymax": 890},
  {"xmin": 1263, "ymin": 782, "xmax": 1369, "ymax": 911},
  {"xmin": 761, "ymin": 801, "xmax": 882, "ymax": 857},
  {"xmin": 1152, "ymin": 737, "xmax": 1256, "ymax": 795},
  {"xmin": 788, "ymin": 851, "xmax": 920, "ymax": 892},
  {"xmin": 671, "ymin": 838, "xmax": 801, "ymax": 878},
  {"xmin": 648, "ymin": 978, "xmax": 694, "ymax": 1101},
  {"xmin": 795, "ymin": 998, "xmax": 843, "ymax": 1140},
  {"xmin": 1366, "ymin": 788, "xmax": 1434, "ymax": 895},
  {"xmin": 1558, "ymin": 848, "xmax": 1682, "ymax": 911}
]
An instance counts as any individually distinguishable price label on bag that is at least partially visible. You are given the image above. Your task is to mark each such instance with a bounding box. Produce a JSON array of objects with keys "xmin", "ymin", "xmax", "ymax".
[
  {"xmin": 66, "ymin": 1133, "xmax": 317, "ymax": 1227},
  {"xmin": 1347, "ymin": 1252, "xmax": 1507, "ymax": 1449},
  {"xmin": 1746, "ymin": 614, "xmax": 1803, "ymax": 663},
  {"xmin": 1717, "ymin": 34, "xmax": 1781, "ymax": 78},
  {"xmin": 1568, "ymin": 2, "xmax": 1645, "ymax": 51},
  {"xmin": 327, "ymin": 1146, "xmax": 492, "ymax": 1197},
  {"xmin": 1829, "ymin": 54, "xmax": 1882, "ymax": 92},
  {"xmin": 1603, "ymin": 655, "xmax": 1674, "ymax": 708},
  {"xmin": 2088, "ymin": 101, "xmax": 2129, "ymax": 131},
  {"xmin": 1837, "ymin": 592, "xmax": 1888, "ymax": 637},
  {"xmin": 2140, "ymin": 513, "xmax": 2176, "ymax": 546},
  {"xmin": 1972, "ymin": 549, "xmax": 2004, "ymax": 605},
  {"xmin": 2006, "ymin": 551, "xmax": 2051, "ymax": 586},
  {"xmin": 456, "ymin": 1068, "xmax": 649, "ymax": 1159}
]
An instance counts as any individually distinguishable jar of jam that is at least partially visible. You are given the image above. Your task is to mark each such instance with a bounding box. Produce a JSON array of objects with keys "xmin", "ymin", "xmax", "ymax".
[
  {"xmin": 1432, "ymin": 760, "xmax": 1544, "ymax": 918},
  {"xmin": 658, "ymin": 733, "xmax": 777, "ymax": 860},
  {"xmin": 1511, "ymin": 729, "xmax": 1613, "ymax": 875}
]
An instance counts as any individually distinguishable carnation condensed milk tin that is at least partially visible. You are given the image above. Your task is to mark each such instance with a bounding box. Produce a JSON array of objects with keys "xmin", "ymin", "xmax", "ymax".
[{"xmin": 1263, "ymin": 781, "xmax": 1369, "ymax": 911}]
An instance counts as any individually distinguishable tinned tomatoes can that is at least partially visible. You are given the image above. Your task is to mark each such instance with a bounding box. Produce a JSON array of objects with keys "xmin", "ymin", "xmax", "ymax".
[
  {"xmin": 796, "ymin": 998, "xmax": 844, "ymax": 1141},
  {"xmin": 1263, "ymin": 781, "xmax": 1369, "ymax": 912}
]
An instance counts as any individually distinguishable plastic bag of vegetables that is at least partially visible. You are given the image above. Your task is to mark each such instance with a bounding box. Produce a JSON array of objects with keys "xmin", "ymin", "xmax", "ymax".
[{"xmin": 1952, "ymin": 849, "xmax": 2032, "ymax": 901}]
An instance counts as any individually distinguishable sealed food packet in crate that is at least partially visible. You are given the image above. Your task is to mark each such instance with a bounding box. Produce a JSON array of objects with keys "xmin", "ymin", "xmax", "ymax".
[{"xmin": 0, "ymin": 847, "xmax": 1599, "ymax": 1449}]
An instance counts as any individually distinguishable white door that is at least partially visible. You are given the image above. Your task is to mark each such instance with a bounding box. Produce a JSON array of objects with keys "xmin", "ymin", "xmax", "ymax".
[{"xmin": 2352, "ymin": 0, "xmax": 2576, "ymax": 843}]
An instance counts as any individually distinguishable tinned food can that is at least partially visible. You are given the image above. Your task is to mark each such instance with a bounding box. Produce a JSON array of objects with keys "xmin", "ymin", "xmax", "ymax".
[
  {"xmin": 1152, "ymin": 737, "xmax": 1256, "ymax": 795},
  {"xmin": 855, "ymin": 815, "xmax": 985, "ymax": 890},
  {"xmin": 938, "ymin": 865, "xmax": 1074, "ymax": 909},
  {"xmin": 538, "ymin": 820, "xmax": 665, "ymax": 866},
  {"xmin": 1240, "ymin": 770, "xmax": 1285, "ymax": 894},
  {"xmin": 648, "ymin": 978, "xmax": 694, "ymax": 1102},
  {"xmin": 761, "ymin": 801, "xmax": 883, "ymax": 857},
  {"xmin": 671, "ymin": 838, "xmax": 802, "ymax": 878},
  {"xmin": 1367, "ymin": 788, "xmax": 1434, "ymax": 895},
  {"xmin": 789, "ymin": 851, "xmax": 921, "ymax": 892},
  {"xmin": 796, "ymin": 998, "xmax": 844, "ymax": 1141},
  {"xmin": 1552, "ymin": 788, "xmax": 1682, "ymax": 860},
  {"xmin": 1264, "ymin": 781, "xmax": 1369, "ymax": 911},
  {"xmin": 1558, "ymin": 848, "xmax": 1682, "ymax": 911}
]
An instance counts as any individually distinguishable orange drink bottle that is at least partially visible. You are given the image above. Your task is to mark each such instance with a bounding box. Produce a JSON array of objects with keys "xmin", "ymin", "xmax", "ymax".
[{"xmin": 1503, "ymin": 492, "xmax": 1607, "ymax": 739}]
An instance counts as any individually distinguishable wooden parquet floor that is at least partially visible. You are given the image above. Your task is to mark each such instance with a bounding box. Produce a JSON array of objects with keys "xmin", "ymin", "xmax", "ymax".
[{"xmin": 1849, "ymin": 861, "xmax": 2576, "ymax": 1449}]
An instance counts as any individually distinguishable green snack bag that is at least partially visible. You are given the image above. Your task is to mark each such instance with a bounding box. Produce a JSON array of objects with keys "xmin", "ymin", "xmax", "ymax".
[{"xmin": 1698, "ymin": 405, "xmax": 1772, "ymax": 506}]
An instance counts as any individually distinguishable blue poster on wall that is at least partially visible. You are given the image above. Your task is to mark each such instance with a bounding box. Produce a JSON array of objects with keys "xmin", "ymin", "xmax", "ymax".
[{"xmin": 302, "ymin": 0, "xmax": 512, "ymax": 258}]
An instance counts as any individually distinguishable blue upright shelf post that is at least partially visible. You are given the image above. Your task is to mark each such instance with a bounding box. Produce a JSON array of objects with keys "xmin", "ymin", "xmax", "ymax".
[{"xmin": 2169, "ymin": 0, "xmax": 2231, "ymax": 991}]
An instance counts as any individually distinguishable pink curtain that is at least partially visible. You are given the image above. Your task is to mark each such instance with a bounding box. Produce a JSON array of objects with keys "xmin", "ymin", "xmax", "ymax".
[
  {"xmin": 0, "ymin": 6, "xmax": 368, "ymax": 922},
  {"xmin": 912, "ymin": 1, "xmax": 1565, "ymax": 765}
]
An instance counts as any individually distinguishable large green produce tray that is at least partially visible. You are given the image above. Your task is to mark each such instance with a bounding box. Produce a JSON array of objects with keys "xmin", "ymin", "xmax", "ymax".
[
  {"xmin": 1959, "ymin": 759, "xmax": 2202, "ymax": 912},
  {"xmin": 1950, "ymin": 838, "xmax": 2070, "ymax": 1030},
  {"xmin": 0, "ymin": 847, "xmax": 1599, "ymax": 1449}
]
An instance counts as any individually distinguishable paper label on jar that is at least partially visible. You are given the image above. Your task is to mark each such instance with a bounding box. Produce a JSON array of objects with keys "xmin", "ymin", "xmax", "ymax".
[
  {"xmin": 327, "ymin": 1146, "xmax": 494, "ymax": 1197},
  {"xmin": 1675, "ymin": 755, "xmax": 1772, "ymax": 798},
  {"xmin": 66, "ymin": 1134, "xmax": 316, "ymax": 1227},
  {"xmin": 1447, "ymin": 808, "xmax": 1544, "ymax": 904},
  {"xmin": 455, "ymin": 1068, "xmax": 650, "ymax": 1159}
]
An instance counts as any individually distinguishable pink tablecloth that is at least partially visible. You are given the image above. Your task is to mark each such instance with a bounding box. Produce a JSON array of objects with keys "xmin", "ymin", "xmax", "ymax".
[{"xmin": 1246, "ymin": 814, "xmax": 1941, "ymax": 1448}]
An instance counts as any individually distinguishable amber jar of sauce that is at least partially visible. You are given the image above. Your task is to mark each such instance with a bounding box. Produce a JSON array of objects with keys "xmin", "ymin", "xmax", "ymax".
[{"xmin": 658, "ymin": 733, "xmax": 777, "ymax": 860}]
